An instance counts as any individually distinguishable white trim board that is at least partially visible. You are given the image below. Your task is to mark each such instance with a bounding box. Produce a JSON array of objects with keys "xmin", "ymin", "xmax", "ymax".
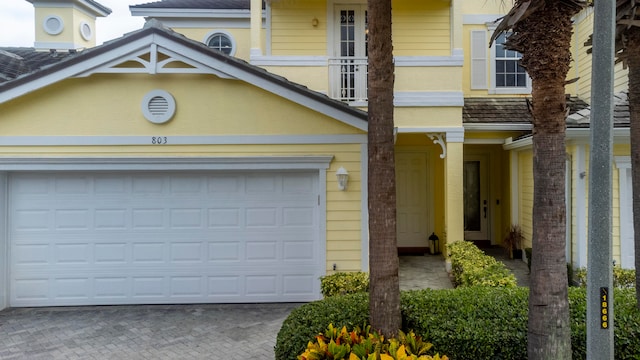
[
  {"xmin": 0, "ymin": 156, "xmax": 334, "ymax": 171},
  {"xmin": 0, "ymin": 135, "xmax": 367, "ymax": 147},
  {"xmin": 394, "ymin": 92, "xmax": 464, "ymax": 107}
]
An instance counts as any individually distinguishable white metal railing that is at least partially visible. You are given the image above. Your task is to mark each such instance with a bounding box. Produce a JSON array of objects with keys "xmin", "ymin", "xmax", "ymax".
[{"xmin": 328, "ymin": 57, "xmax": 368, "ymax": 102}]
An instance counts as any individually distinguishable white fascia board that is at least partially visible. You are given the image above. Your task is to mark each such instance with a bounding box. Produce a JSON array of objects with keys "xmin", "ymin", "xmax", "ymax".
[
  {"xmin": 502, "ymin": 136, "xmax": 532, "ymax": 150},
  {"xmin": 566, "ymin": 127, "xmax": 630, "ymax": 143},
  {"xmin": 394, "ymin": 92, "xmax": 464, "ymax": 107},
  {"xmin": 0, "ymin": 156, "xmax": 335, "ymax": 171},
  {"xmin": 34, "ymin": 41, "xmax": 84, "ymax": 50},
  {"xmin": 464, "ymin": 123, "xmax": 532, "ymax": 132},
  {"xmin": 130, "ymin": 8, "xmax": 261, "ymax": 19}
]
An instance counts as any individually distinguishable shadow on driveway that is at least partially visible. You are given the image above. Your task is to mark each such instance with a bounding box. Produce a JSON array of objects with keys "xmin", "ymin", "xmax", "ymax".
[{"xmin": 0, "ymin": 303, "xmax": 302, "ymax": 359}]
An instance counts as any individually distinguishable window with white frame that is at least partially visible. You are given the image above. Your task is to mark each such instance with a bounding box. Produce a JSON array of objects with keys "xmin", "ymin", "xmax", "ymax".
[
  {"xmin": 204, "ymin": 30, "xmax": 236, "ymax": 56},
  {"xmin": 470, "ymin": 28, "xmax": 531, "ymax": 94},
  {"xmin": 494, "ymin": 33, "xmax": 527, "ymax": 88}
]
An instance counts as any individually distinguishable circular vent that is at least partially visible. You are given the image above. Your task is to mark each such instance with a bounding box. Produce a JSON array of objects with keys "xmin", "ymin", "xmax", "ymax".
[
  {"xmin": 142, "ymin": 90, "xmax": 176, "ymax": 124},
  {"xmin": 43, "ymin": 15, "xmax": 64, "ymax": 35},
  {"xmin": 79, "ymin": 21, "xmax": 93, "ymax": 41}
]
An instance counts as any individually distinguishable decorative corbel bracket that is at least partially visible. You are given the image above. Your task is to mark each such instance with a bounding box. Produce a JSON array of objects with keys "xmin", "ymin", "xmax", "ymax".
[{"xmin": 427, "ymin": 133, "xmax": 446, "ymax": 159}]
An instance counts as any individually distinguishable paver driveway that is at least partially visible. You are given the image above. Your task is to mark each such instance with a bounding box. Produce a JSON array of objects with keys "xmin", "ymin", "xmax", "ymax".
[{"xmin": 0, "ymin": 303, "xmax": 301, "ymax": 360}]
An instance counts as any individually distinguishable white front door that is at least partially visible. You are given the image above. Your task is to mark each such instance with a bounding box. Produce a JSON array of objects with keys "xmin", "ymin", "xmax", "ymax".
[
  {"xmin": 464, "ymin": 157, "xmax": 489, "ymax": 241},
  {"xmin": 396, "ymin": 153, "xmax": 430, "ymax": 249},
  {"xmin": 9, "ymin": 171, "xmax": 321, "ymax": 306}
]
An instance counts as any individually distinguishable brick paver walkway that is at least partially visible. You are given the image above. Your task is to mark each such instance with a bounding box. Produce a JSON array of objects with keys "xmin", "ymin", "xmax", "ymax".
[{"xmin": 0, "ymin": 303, "xmax": 299, "ymax": 360}]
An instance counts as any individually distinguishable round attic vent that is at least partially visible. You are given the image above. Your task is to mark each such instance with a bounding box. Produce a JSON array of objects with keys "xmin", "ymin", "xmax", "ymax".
[
  {"xmin": 43, "ymin": 15, "xmax": 64, "ymax": 35},
  {"xmin": 142, "ymin": 90, "xmax": 176, "ymax": 124},
  {"xmin": 79, "ymin": 21, "xmax": 93, "ymax": 41}
]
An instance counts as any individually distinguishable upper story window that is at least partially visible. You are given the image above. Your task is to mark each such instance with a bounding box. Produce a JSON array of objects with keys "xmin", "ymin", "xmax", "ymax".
[
  {"xmin": 204, "ymin": 30, "xmax": 236, "ymax": 56},
  {"xmin": 470, "ymin": 28, "xmax": 531, "ymax": 94},
  {"xmin": 494, "ymin": 33, "xmax": 527, "ymax": 88}
]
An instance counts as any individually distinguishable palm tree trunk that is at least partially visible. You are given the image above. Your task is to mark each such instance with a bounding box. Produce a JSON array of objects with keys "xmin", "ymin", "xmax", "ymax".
[
  {"xmin": 504, "ymin": 2, "xmax": 576, "ymax": 358},
  {"xmin": 627, "ymin": 27, "xmax": 640, "ymax": 309},
  {"xmin": 367, "ymin": 0, "xmax": 401, "ymax": 337}
]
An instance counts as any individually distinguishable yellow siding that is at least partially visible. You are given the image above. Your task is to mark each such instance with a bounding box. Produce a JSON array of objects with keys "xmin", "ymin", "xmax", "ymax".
[
  {"xmin": 0, "ymin": 74, "xmax": 363, "ymax": 136},
  {"xmin": 395, "ymin": 67, "xmax": 461, "ymax": 92},
  {"xmin": 395, "ymin": 107, "xmax": 462, "ymax": 128},
  {"xmin": 270, "ymin": 0, "xmax": 327, "ymax": 56},
  {"xmin": 261, "ymin": 66, "xmax": 329, "ymax": 94},
  {"xmin": 573, "ymin": 8, "xmax": 629, "ymax": 102},
  {"xmin": 462, "ymin": 0, "xmax": 515, "ymax": 15},
  {"xmin": 392, "ymin": 0, "xmax": 451, "ymax": 56}
]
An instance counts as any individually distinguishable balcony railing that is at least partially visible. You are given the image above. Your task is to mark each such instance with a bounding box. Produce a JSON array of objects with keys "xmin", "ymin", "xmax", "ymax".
[{"xmin": 328, "ymin": 57, "xmax": 368, "ymax": 102}]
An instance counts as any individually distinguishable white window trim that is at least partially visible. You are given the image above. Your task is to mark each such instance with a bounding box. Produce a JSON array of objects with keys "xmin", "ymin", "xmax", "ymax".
[
  {"xmin": 43, "ymin": 15, "xmax": 64, "ymax": 35},
  {"xmin": 203, "ymin": 30, "xmax": 237, "ymax": 56},
  {"xmin": 487, "ymin": 24, "xmax": 531, "ymax": 95}
]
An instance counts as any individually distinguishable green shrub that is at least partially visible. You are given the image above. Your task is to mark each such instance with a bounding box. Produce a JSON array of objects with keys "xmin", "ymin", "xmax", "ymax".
[
  {"xmin": 320, "ymin": 272, "xmax": 369, "ymax": 297},
  {"xmin": 573, "ymin": 267, "xmax": 636, "ymax": 289},
  {"xmin": 447, "ymin": 241, "xmax": 517, "ymax": 288},
  {"xmin": 298, "ymin": 324, "xmax": 448, "ymax": 360},
  {"xmin": 277, "ymin": 287, "xmax": 640, "ymax": 360},
  {"xmin": 402, "ymin": 287, "xmax": 528, "ymax": 360},
  {"xmin": 275, "ymin": 293, "xmax": 369, "ymax": 360}
]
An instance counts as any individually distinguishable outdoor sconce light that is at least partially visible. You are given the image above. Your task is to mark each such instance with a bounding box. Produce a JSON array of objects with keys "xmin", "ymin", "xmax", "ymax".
[
  {"xmin": 336, "ymin": 167, "xmax": 349, "ymax": 191},
  {"xmin": 311, "ymin": 17, "xmax": 319, "ymax": 27}
]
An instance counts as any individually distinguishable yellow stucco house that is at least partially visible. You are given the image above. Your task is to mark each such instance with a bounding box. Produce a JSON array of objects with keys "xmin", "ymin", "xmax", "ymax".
[{"xmin": 0, "ymin": 0, "xmax": 631, "ymax": 309}]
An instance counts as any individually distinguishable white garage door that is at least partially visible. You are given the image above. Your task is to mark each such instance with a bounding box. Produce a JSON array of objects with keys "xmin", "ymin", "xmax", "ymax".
[{"xmin": 9, "ymin": 171, "xmax": 322, "ymax": 306}]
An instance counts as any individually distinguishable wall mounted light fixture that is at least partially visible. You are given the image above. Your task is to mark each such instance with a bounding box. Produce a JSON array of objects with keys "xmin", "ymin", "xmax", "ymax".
[{"xmin": 336, "ymin": 167, "xmax": 349, "ymax": 191}]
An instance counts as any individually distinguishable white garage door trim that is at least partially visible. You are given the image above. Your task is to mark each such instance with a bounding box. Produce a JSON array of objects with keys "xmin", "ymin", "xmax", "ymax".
[{"xmin": 0, "ymin": 156, "xmax": 332, "ymax": 309}]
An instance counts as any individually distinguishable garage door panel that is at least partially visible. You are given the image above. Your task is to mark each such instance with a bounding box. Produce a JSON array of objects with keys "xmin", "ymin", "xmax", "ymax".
[{"xmin": 9, "ymin": 171, "xmax": 322, "ymax": 306}]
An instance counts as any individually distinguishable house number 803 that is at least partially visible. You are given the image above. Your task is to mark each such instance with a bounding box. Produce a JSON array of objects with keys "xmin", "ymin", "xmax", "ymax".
[{"xmin": 152, "ymin": 137, "xmax": 168, "ymax": 145}]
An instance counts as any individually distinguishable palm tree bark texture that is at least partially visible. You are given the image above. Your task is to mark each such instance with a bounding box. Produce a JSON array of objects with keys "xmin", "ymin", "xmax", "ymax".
[
  {"xmin": 494, "ymin": 0, "xmax": 584, "ymax": 358},
  {"xmin": 367, "ymin": 0, "xmax": 401, "ymax": 337},
  {"xmin": 628, "ymin": 27, "xmax": 640, "ymax": 309}
]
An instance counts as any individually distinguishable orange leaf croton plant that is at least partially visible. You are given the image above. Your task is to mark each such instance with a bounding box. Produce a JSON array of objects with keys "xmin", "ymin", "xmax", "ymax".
[{"xmin": 298, "ymin": 324, "xmax": 448, "ymax": 360}]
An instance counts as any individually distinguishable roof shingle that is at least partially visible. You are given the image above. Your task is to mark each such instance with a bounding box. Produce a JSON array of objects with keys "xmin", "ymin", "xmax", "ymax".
[{"xmin": 463, "ymin": 96, "xmax": 591, "ymax": 127}]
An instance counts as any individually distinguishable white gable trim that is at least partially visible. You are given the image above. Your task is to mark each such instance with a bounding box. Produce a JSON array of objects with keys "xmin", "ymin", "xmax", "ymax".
[{"xmin": 0, "ymin": 30, "xmax": 368, "ymax": 132}]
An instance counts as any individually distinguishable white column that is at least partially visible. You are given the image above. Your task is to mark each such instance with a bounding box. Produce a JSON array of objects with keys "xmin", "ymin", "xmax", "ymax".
[
  {"xmin": 0, "ymin": 173, "xmax": 7, "ymax": 310},
  {"xmin": 575, "ymin": 144, "xmax": 588, "ymax": 268},
  {"xmin": 250, "ymin": 0, "xmax": 262, "ymax": 57}
]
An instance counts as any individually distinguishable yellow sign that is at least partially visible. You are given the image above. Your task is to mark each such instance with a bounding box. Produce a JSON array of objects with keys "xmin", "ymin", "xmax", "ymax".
[{"xmin": 600, "ymin": 287, "xmax": 609, "ymax": 330}]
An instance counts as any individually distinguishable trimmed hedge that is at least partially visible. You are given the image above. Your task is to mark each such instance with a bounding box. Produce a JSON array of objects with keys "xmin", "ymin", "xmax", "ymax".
[
  {"xmin": 447, "ymin": 240, "xmax": 517, "ymax": 288},
  {"xmin": 320, "ymin": 271, "xmax": 369, "ymax": 297},
  {"xmin": 275, "ymin": 287, "xmax": 640, "ymax": 360}
]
